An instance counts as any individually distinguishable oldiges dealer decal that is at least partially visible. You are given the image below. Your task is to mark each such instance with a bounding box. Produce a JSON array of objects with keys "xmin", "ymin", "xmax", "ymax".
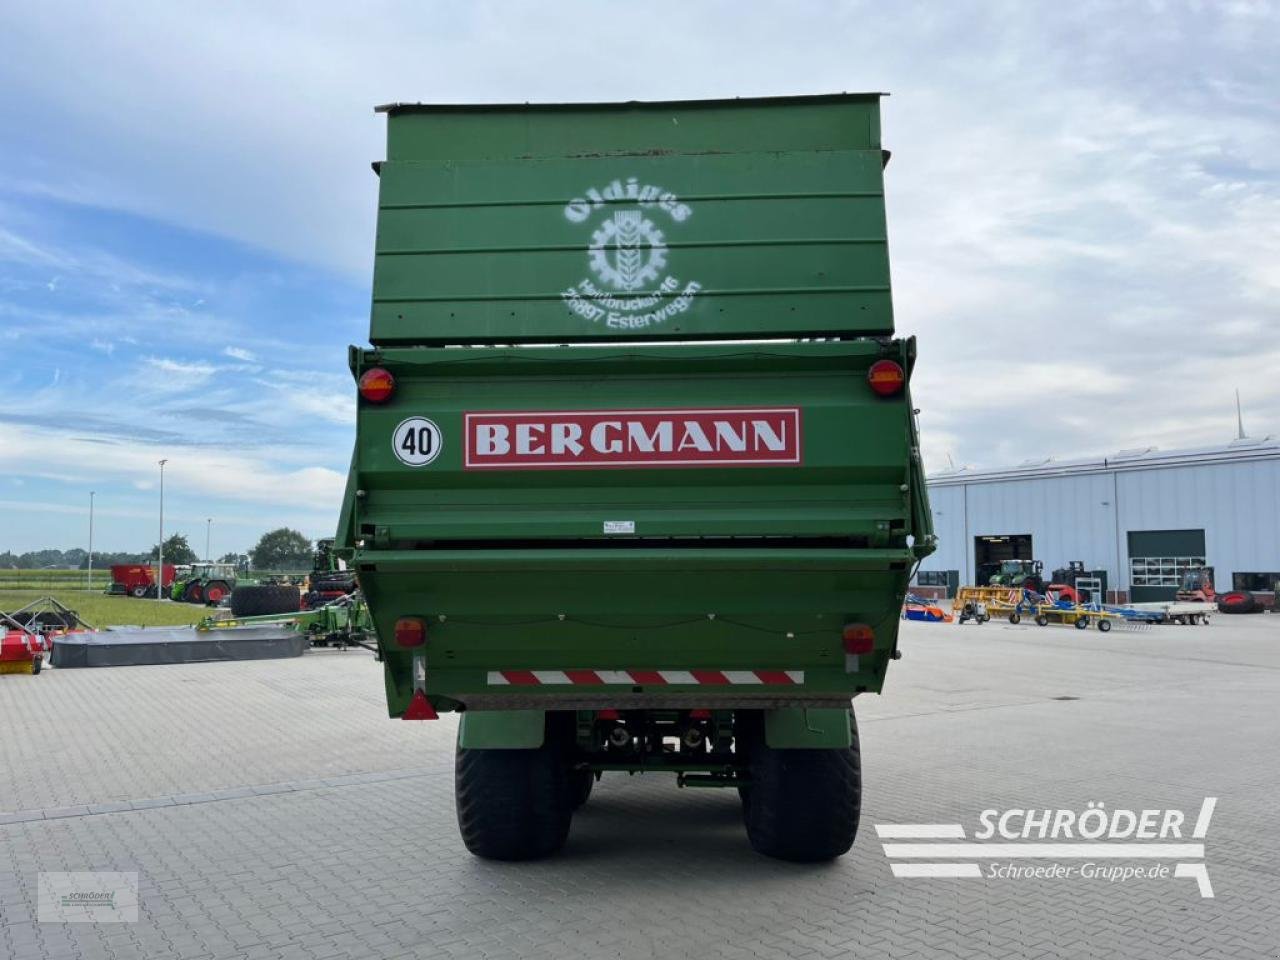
[
  {"xmin": 464, "ymin": 408, "xmax": 801, "ymax": 470},
  {"xmin": 876, "ymin": 797, "xmax": 1218, "ymax": 898},
  {"xmin": 561, "ymin": 177, "xmax": 702, "ymax": 331}
]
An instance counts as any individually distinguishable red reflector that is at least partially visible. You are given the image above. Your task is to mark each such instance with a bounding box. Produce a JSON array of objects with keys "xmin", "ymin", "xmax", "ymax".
[
  {"xmin": 842, "ymin": 623, "xmax": 875, "ymax": 655},
  {"xmin": 394, "ymin": 617, "xmax": 426, "ymax": 647},
  {"xmin": 358, "ymin": 367, "xmax": 395, "ymax": 404},
  {"xmin": 689, "ymin": 709, "xmax": 711, "ymax": 720},
  {"xmin": 597, "ymin": 709, "xmax": 620, "ymax": 721},
  {"xmin": 402, "ymin": 689, "xmax": 437, "ymax": 720},
  {"xmin": 867, "ymin": 360, "xmax": 905, "ymax": 397}
]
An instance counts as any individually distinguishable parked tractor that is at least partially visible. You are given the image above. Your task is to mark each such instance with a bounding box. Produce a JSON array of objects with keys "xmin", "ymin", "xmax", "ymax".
[
  {"xmin": 988, "ymin": 559, "xmax": 1045, "ymax": 592},
  {"xmin": 171, "ymin": 562, "xmax": 239, "ymax": 605}
]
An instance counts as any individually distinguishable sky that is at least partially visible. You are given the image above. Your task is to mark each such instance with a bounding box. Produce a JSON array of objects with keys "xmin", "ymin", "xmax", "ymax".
[{"xmin": 1, "ymin": 0, "xmax": 1277, "ymax": 554}]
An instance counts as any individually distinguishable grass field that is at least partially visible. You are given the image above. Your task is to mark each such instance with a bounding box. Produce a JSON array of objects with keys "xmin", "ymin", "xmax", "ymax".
[
  {"xmin": 0, "ymin": 589, "xmax": 210, "ymax": 628},
  {"xmin": 0, "ymin": 569, "xmax": 114, "ymax": 591}
]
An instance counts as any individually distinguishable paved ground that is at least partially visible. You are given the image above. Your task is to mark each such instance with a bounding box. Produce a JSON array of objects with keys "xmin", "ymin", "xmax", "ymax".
[{"xmin": 2, "ymin": 614, "xmax": 1278, "ymax": 959}]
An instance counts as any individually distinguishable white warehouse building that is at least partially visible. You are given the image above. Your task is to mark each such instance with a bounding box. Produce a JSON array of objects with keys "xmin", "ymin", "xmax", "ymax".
[{"xmin": 917, "ymin": 437, "xmax": 1280, "ymax": 603}]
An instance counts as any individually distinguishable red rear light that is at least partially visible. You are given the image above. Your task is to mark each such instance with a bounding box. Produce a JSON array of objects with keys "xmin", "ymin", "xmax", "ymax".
[
  {"xmin": 394, "ymin": 617, "xmax": 426, "ymax": 647},
  {"xmin": 358, "ymin": 367, "xmax": 395, "ymax": 404},
  {"xmin": 867, "ymin": 360, "xmax": 905, "ymax": 397},
  {"xmin": 842, "ymin": 622, "xmax": 875, "ymax": 655}
]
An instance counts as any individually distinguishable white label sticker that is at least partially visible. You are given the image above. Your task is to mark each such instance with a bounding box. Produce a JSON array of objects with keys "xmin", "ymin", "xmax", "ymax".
[
  {"xmin": 603, "ymin": 520, "xmax": 635, "ymax": 534},
  {"xmin": 392, "ymin": 417, "xmax": 443, "ymax": 467}
]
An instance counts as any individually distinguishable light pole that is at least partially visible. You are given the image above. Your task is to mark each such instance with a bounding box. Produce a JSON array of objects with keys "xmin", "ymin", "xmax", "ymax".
[
  {"xmin": 87, "ymin": 491, "xmax": 95, "ymax": 592},
  {"xmin": 157, "ymin": 459, "xmax": 168, "ymax": 601},
  {"xmin": 206, "ymin": 518, "xmax": 212, "ymax": 562}
]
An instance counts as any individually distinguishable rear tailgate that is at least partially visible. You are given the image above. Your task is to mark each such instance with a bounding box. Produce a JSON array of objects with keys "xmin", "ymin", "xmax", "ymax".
[{"xmin": 341, "ymin": 339, "xmax": 927, "ymax": 713}]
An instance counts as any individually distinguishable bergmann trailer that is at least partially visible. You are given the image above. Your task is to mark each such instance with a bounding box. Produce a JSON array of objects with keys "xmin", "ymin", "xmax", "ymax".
[{"xmin": 337, "ymin": 93, "xmax": 935, "ymax": 861}]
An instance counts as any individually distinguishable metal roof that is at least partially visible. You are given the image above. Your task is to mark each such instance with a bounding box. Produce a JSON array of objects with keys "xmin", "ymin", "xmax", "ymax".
[
  {"xmin": 928, "ymin": 436, "xmax": 1280, "ymax": 486},
  {"xmin": 374, "ymin": 92, "xmax": 885, "ymax": 114}
]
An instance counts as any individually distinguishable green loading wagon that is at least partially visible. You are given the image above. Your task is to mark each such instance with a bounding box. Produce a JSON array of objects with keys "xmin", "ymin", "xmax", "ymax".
[{"xmin": 337, "ymin": 93, "xmax": 934, "ymax": 861}]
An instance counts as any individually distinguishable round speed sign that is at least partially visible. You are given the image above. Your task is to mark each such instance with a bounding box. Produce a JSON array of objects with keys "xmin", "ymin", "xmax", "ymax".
[{"xmin": 392, "ymin": 417, "xmax": 443, "ymax": 467}]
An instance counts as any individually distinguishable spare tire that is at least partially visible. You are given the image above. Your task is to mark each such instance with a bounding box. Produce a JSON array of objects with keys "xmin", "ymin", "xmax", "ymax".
[
  {"xmin": 1217, "ymin": 592, "xmax": 1258, "ymax": 615},
  {"xmin": 231, "ymin": 584, "xmax": 301, "ymax": 617}
]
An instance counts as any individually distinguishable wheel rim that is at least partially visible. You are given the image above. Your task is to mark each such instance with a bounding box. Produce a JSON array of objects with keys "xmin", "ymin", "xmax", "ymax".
[{"xmin": 206, "ymin": 586, "xmax": 225, "ymax": 603}]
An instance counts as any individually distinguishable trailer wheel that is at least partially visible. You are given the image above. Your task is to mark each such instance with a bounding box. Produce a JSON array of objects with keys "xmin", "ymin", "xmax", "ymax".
[
  {"xmin": 230, "ymin": 584, "xmax": 300, "ymax": 617},
  {"xmin": 1008, "ymin": 613, "xmax": 1021, "ymax": 625},
  {"xmin": 130, "ymin": 585, "xmax": 147, "ymax": 599},
  {"xmin": 1097, "ymin": 618, "xmax": 1112, "ymax": 632},
  {"xmin": 455, "ymin": 713, "xmax": 574, "ymax": 860},
  {"xmin": 569, "ymin": 769, "xmax": 594, "ymax": 809},
  {"xmin": 1074, "ymin": 617, "xmax": 1089, "ymax": 630},
  {"xmin": 32, "ymin": 655, "xmax": 43, "ymax": 675},
  {"xmin": 1035, "ymin": 614, "xmax": 1049, "ymax": 626},
  {"xmin": 739, "ymin": 710, "xmax": 861, "ymax": 862}
]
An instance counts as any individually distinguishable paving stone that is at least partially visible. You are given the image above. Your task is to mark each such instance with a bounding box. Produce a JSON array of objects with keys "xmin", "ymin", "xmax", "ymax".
[{"xmin": 0, "ymin": 620, "xmax": 1276, "ymax": 959}]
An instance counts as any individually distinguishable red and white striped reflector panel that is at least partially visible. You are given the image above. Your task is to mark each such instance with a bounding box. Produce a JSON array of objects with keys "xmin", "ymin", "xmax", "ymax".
[{"xmin": 486, "ymin": 669, "xmax": 804, "ymax": 686}]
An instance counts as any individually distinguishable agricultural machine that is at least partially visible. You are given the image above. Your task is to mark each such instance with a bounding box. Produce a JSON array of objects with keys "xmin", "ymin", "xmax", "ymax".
[
  {"xmin": 1176, "ymin": 567, "xmax": 1216, "ymax": 604},
  {"xmin": 198, "ymin": 593, "xmax": 376, "ymax": 651},
  {"xmin": 1, "ymin": 597, "xmax": 94, "ymax": 674},
  {"xmin": 171, "ymin": 562, "xmax": 239, "ymax": 605},
  {"xmin": 303, "ymin": 538, "xmax": 358, "ymax": 610},
  {"xmin": 988, "ymin": 559, "xmax": 1045, "ymax": 592},
  {"xmin": 106, "ymin": 563, "xmax": 175, "ymax": 598}
]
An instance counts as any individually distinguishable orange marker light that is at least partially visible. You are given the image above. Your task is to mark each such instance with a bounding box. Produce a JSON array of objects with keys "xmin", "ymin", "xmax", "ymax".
[
  {"xmin": 867, "ymin": 360, "xmax": 905, "ymax": 397},
  {"xmin": 358, "ymin": 367, "xmax": 395, "ymax": 404}
]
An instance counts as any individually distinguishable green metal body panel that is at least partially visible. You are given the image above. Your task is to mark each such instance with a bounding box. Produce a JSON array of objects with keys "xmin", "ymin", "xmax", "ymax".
[
  {"xmin": 458, "ymin": 710, "xmax": 546, "ymax": 749},
  {"xmin": 763, "ymin": 707, "xmax": 853, "ymax": 749},
  {"xmin": 371, "ymin": 94, "xmax": 891, "ymax": 344},
  {"xmin": 341, "ymin": 94, "xmax": 935, "ymax": 728}
]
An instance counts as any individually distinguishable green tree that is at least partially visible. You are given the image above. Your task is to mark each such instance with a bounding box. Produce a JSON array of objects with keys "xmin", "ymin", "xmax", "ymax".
[
  {"xmin": 149, "ymin": 534, "xmax": 197, "ymax": 565},
  {"xmin": 250, "ymin": 528, "xmax": 312, "ymax": 571}
]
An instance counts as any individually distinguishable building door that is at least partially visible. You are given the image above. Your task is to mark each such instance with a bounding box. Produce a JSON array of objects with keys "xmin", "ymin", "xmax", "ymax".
[
  {"xmin": 1127, "ymin": 529, "xmax": 1206, "ymax": 603},
  {"xmin": 974, "ymin": 534, "xmax": 1033, "ymax": 586}
]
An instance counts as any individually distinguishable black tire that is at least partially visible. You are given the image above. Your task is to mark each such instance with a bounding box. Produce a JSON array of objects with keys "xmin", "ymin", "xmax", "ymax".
[
  {"xmin": 1008, "ymin": 613, "xmax": 1020, "ymax": 624},
  {"xmin": 182, "ymin": 581, "xmax": 203, "ymax": 604},
  {"xmin": 570, "ymin": 769, "xmax": 594, "ymax": 810},
  {"xmin": 739, "ymin": 710, "xmax": 861, "ymax": 862},
  {"xmin": 230, "ymin": 584, "xmax": 300, "ymax": 617},
  {"xmin": 1035, "ymin": 614, "xmax": 1049, "ymax": 626},
  {"xmin": 1217, "ymin": 592, "xmax": 1257, "ymax": 615},
  {"xmin": 1075, "ymin": 617, "xmax": 1089, "ymax": 630},
  {"xmin": 455, "ymin": 713, "xmax": 574, "ymax": 860},
  {"xmin": 130, "ymin": 585, "xmax": 147, "ymax": 599},
  {"xmin": 1098, "ymin": 618, "xmax": 1112, "ymax": 632},
  {"xmin": 32, "ymin": 655, "xmax": 43, "ymax": 675},
  {"xmin": 979, "ymin": 613, "xmax": 991, "ymax": 623}
]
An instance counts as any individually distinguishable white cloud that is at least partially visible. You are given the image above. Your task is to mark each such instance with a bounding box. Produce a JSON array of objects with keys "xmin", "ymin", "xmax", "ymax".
[
  {"xmin": 0, "ymin": 421, "xmax": 345, "ymax": 511},
  {"xmin": 223, "ymin": 345, "xmax": 256, "ymax": 362},
  {"xmin": 1, "ymin": 0, "xmax": 1277, "ymax": 480},
  {"xmin": 141, "ymin": 356, "xmax": 216, "ymax": 382}
]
